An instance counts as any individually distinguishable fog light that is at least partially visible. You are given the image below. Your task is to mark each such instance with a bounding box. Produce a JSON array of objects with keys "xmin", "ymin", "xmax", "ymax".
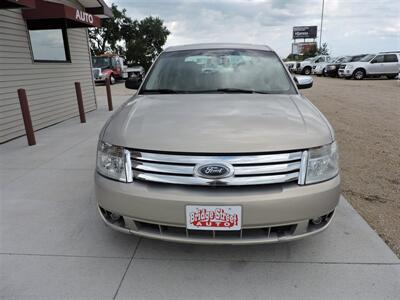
[
  {"xmin": 311, "ymin": 217, "xmax": 322, "ymax": 225},
  {"xmin": 110, "ymin": 212, "xmax": 121, "ymax": 222}
]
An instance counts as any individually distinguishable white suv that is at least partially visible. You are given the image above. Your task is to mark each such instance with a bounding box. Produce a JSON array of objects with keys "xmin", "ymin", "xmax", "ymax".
[
  {"xmin": 339, "ymin": 52, "xmax": 399, "ymax": 80},
  {"xmin": 295, "ymin": 55, "xmax": 331, "ymax": 75}
]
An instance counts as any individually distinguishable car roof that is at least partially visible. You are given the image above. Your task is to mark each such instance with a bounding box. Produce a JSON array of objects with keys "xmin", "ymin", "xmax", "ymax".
[{"xmin": 164, "ymin": 43, "xmax": 273, "ymax": 52}]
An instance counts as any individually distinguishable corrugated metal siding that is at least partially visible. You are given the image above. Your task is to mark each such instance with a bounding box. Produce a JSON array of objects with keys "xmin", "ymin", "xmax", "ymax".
[{"xmin": 0, "ymin": 0, "xmax": 97, "ymax": 143}]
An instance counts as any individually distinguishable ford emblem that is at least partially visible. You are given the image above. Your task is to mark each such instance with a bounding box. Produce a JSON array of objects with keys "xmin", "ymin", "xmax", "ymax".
[{"xmin": 194, "ymin": 162, "xmax": 234, "ymax": 179}]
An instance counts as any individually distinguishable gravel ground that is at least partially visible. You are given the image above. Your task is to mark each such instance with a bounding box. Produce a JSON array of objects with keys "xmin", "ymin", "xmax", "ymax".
[
  {"xmin": 302, "ymin": 77, "xmax": 400, "ymax": 257},
  {"xmin": 98, "ymin": 77, "xmax": 400, "ymax": 256}
]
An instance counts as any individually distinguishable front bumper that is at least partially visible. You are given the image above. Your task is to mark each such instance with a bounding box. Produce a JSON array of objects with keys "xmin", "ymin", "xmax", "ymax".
[
  {"xmin": 94, "ymin": 77, "xmax": 106, "ymax": 83},
  {"xmin": 338, "ymin": 69, "xmax": 352, "ymax": 78},
  {"xmin": 325, "ymin": 68, "xmax": 338, "ymax": 77},
  {"xmin": 312, "ymin": 68, "xmax": 324, "ymax": 75},
  {"xmin": 95, "ymin": 173, "xmax": 340, "ymax": 244}
]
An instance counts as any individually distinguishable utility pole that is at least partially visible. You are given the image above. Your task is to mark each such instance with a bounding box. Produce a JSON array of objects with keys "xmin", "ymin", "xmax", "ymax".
[{"xmin": 319, "ymin": 0, "xmax": 325, "ymax": 49}]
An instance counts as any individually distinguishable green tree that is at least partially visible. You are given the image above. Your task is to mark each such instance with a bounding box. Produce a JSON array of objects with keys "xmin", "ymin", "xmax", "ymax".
[
  {"xmin": 89, "ymin": 5, "xmax": 170, "ymax": 70},
  {"xmin": 317, "ymin": 42, "xmax": 330, "ymax": 55},
  {"xmin": 88, "ymin": 4, "xmax": 131, "ymax": 55},
  {"xmin": 124, "ymin": 17, "xmax": 170, "ymax": 70}
]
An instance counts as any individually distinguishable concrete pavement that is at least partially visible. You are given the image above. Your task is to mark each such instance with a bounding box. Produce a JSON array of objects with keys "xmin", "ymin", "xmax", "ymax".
[{"xmin": 1, "ymin": 85, "xmax": 399, "ymax": 299}]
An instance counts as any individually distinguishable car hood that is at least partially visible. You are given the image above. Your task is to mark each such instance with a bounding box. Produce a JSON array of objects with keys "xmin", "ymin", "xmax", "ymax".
[{"xmin": 102, "ymin": 94, "xmax": 333, "ymax": 153}]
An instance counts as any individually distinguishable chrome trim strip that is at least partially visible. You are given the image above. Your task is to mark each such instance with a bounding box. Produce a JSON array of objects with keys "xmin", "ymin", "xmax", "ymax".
[
  {"xmin": 130, "ymin": 150, "xmax": 302, "ymax": 165},
  {"xmin": 298, "ymin": 150, "xmax": 309, "ymax": 185},
  {"xmin": 124, "ymin": 149, "xmax": 133, "ymax": 183},
  {"xmin": 132, "ymin": 160, "xmax": 194, "ymax": 175},
  {"xmin": 132, "ymin": 171, "xmax": 299, "ymax": 186},
  {"xmin": 234, "ymin": 161, "xmax": 300, "ymax": 175}
]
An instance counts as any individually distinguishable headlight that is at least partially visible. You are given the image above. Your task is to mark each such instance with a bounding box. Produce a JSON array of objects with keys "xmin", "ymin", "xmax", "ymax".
[
  {"xmin": 306, "ymin": 142, "xmax": 339, "ymax": 184},
  {"xmin": 96, "ymin": 141, "xmax": 131, "ymax": 182},
  {"xmin": 346, "ymin": 64, "xmax": 354, "ymax": 70},
  {"xmin": 328, "ymin": 65, "xmax": 336, "ymax": 70}
]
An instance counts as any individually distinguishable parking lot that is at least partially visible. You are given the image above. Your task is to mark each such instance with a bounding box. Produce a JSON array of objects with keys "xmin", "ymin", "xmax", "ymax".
[
  {"xmin": 302, "ymin": 77, "xmax": 400, "ymax": 256},
  {"xmin": 1, "ymin": 79, "xmax": 399, "ymax": 299}
]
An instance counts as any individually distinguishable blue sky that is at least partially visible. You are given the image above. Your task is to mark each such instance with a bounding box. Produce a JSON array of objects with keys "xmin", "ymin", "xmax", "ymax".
[{"xmin": 106, "ymin": 0, "xmax": 400, "ymax": 57}]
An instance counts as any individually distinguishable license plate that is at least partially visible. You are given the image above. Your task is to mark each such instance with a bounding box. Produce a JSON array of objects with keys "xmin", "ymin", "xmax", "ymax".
[{"xmin": 185, "ymin": 205, "xmax": 242, "ymax": 231}]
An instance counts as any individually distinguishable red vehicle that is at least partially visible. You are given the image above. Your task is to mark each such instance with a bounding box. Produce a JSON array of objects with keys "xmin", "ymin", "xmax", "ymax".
[{"xmin": 91, "ymin": 54, "xmax": 124, "ymax": 84}]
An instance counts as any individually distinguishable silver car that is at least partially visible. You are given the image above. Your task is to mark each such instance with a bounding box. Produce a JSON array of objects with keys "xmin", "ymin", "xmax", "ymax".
[{"xmin": 95, "ymin": 43, "xmax": 340, "ymax": 244}]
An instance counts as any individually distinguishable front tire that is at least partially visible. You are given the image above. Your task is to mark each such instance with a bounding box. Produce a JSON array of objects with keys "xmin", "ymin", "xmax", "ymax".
[
  {"xmin": 353, "ymin": 69, "xmax": 365, "ymax": 80},
  {"xmin": 303, "ymin": 67, "xmax": 311, "ymax": 75},
  {"xmin": 109, "ymin": 74, "xmax": 116, "ymax": 85}
]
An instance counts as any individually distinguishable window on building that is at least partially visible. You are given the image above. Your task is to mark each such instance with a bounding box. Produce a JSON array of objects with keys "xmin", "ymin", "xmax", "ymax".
[{"xmin": 28, "ymin": 28, "xmax": 71, "ymax": 62}]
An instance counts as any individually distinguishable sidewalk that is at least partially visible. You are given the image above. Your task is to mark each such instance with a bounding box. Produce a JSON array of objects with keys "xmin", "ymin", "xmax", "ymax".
[{"xmin": 1, "ymin": 85, "xmax": 399, "ymax": 299}]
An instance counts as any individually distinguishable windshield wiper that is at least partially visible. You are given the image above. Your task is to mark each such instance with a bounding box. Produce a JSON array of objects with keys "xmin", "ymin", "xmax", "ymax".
[
  {"xmin": 216, "ymin": 88, "xmax": 270, "ymax": 94},
  {"xmin": 217, "ymin": 88, "xmax": 268, "ymax": 94},
  {"xmin": 141, "ymin": 88, "xmax": 271, "ymax": 94},
  {"xmin": 181, "ymin": 88, "xmax": 270, "ymax": 94},
  {"xmin": 141, "ymin": 89, "xmax": 185, "ymax": 94}
]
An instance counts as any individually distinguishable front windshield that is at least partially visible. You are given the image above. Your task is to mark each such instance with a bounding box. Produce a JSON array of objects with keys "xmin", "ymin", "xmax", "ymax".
[
  {"xmin": 92, "ymin": 57, "xmax": 111, "ymax": 68},
  {"xmin": 359, "ymin": 54, "xmax": 375, "ymax": 62},
  {"xmin": 140, "ymin": 49, "xmax": 296, "ymax": 94},
  {"xmin": 342, "ymin": 56, "xmax": 352, "ymax": 63},
  {"xmin": 334, "ymin": 57, "xmax": 346, "ymax": 63}
]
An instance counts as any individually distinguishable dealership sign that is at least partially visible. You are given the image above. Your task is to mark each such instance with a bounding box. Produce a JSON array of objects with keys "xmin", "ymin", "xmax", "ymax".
[{"xmin": 293, "ymin": 26, "xmax": 318, "ymax": 39}]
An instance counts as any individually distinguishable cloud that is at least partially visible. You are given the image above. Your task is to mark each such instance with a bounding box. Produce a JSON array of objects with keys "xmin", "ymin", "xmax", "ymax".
[{"xmin": 111, "ymin": 0, "xmax": 399, "ymax": 56}]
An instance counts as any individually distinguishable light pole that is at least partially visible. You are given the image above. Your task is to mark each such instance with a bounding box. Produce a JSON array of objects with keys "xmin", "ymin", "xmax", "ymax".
[{"xmin": 319, "ymin": 0, "xmax": 325, "ymax": 49}]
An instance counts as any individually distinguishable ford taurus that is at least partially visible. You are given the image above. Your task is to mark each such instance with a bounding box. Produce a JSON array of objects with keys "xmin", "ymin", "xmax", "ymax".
[{"xmin": 95, "ymin": 43, "xmax": 340, "ymax": 244}]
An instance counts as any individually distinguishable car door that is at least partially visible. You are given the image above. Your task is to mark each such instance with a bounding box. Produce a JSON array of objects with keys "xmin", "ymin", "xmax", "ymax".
[
  {"xmin": 368, "ymin": 55, "xmax": 384, "ymax": 74},
  {"xmin": 314, "ymin": 56, "xmax": 324, "ymax": 68},
  {"xmin": 383, "ymin": 54, "xmax": 399, "ymax": 74}
]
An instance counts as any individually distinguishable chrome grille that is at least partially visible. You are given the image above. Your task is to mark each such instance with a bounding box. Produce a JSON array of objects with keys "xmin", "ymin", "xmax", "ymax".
[{"xmin": 129, "ymin": 150, "xmax": 306, "ymax": 186}]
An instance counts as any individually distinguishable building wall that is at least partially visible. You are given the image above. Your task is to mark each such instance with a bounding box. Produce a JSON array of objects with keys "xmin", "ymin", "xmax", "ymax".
[{"xmin": 0, "ymin": 0, "xmax": 97, "ymax": 143}]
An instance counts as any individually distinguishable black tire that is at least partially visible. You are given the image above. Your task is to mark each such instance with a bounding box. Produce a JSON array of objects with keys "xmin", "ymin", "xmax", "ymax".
[
  {"xmin": 387, "ymin": 75, "xmax": 396, "ymax": 79},
  {"xmin": 353, "ymin": 69, "xmax": 365, "ymax": 80},
  {"xmin": 303, "ymin": 67, "xmax": 311, "ymax": 75},
  {"xmin": 110, "ymin": 74, "xmax": 116, "ymax": 85},
  {"xmin": 322, "ymin": 68, "xmax": 327, "ymax": 77}
]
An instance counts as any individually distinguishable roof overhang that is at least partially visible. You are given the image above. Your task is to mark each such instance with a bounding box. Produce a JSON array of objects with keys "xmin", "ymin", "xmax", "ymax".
[
  {"xmin": 79, "ymin": 0, "xmax": 113, "ymax": 18},
  {"xmin": 0, "ymin": 0, "xmax": 36, "ymax": 9},
  {"xmin": 22, "ymin": 0, "xmax": 102, "ymax": 29}
]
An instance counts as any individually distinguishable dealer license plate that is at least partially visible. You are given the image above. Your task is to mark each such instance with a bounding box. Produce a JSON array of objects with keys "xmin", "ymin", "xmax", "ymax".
[{"xmin": 185, "ymin": 205, "xmax": 242, "ymax": 231}]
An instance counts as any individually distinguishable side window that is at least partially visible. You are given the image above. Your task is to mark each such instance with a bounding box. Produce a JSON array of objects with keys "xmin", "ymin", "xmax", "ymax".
[
  {"xmin": 384, "ymin": 54, "xmax": 398, "ymax": 63},
  {"xmin": 371, "ymin": 55, "xmax": 384, "ymax": 63}
]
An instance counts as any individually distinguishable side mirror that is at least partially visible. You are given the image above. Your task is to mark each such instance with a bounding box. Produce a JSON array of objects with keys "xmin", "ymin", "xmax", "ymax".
[
  {"xmin": 294, "ymin": 75, "xmax": 313, "ymax": 89},
  {"xmin": 370, "ymin": 60, "xmax": 377, "ymax": 64},
  {"xmin": 125, "ymin": 77, "xmax": 141, "ymax": 90}
]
